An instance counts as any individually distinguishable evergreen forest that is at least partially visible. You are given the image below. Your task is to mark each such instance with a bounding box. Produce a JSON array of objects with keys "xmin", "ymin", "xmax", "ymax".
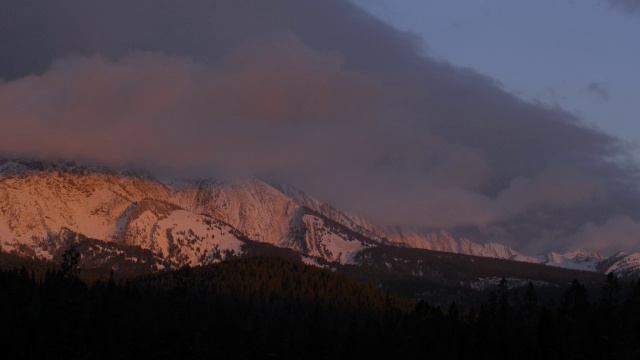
[{"xmin": 1, "ymin": 254, "xmax": 640, "ymax": 359}]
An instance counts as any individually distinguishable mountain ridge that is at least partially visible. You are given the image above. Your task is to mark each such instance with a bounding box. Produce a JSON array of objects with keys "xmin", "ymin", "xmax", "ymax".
[{"xmin": 1, "ymin": 158, "xmax": 638, "ymax": 278}]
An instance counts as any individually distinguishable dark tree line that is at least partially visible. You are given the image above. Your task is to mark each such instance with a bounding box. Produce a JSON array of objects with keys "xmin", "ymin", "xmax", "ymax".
[
  {"xmin": 0, "ymin": 257, "xmax": 411, "ymax": 359},
  {"xmin": 2, "ymin": 256, "xmax": 640, "ymax": 359},
  {"xmin": 403, "ymin": 274, "xmax": 640, "ymax": 359}
]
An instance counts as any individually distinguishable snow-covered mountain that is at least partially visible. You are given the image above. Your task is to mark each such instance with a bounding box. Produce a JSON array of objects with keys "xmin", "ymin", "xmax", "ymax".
[
  {"xmin": 595, "ymin": 252, "xmax": 640, "ymax": 278},
  {"xmin": 0, "ymin": 160, "xmax": 378, "ymax": 267},
  {"xmin": 535, "ymin": 249, "xmax": 640, "ymax": 277},
  {"xmin": 1, "ymin": 159, "xmax": 639, "ymax": 277},
  {"xmin": 539, "ymin": 250, "xmax": 604, "ymax": 272}
]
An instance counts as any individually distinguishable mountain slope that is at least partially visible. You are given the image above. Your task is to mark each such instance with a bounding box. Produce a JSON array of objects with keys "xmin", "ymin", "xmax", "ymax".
[
  {"xmin": 2, "ymin": 159, "xmax": 639, "ymax": 278},
  {"xmin": 387, "ymin": 228, "xmax": 538, "ymax": 263},
  {"xmin": 596, "ymin": 252, "xmax": 640, "ymax": 277},
  {"xmin": 539, "ymin": 250, "xmax": 603, "ymax": 272},
  {"xmin": 0, "ymin": 161, "xmax": 170, "ymax": 248},
  {"xmin": 0, "ymin": 160, "xmax": 380, "ymax": 267}
]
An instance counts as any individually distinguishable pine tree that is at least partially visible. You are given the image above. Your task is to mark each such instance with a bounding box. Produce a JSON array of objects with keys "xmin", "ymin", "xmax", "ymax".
[
  {"xmin": 523, "ymin": 281, "xmax": 538, "ymax": 319},
  {"xmin": 61, "ymin": 246, "xmax": 81, "ymax": 279}
]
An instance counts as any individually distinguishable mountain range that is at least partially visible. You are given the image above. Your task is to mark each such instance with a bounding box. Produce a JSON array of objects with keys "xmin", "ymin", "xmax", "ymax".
[{"xmin": 1, "ymin": 158, "xmax": 638, "ymax": 283}]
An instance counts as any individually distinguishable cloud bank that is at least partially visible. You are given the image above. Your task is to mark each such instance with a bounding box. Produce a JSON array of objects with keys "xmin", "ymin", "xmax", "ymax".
[{"xmin": 1, "ymin": 0, "xmax": 639, "ymax": 255}]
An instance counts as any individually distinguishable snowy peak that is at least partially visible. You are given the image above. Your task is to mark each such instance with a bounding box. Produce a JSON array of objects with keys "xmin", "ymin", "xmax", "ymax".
[
  {"xmin": 177, "ymin": 178, "xmax": 379, "ymax": 262},
  {"xmin": 270, "ymin": 182, "xmax": 390, "ymax": 244},
  {"xmin": 595, "ymin": 252, "xmax": 640, "ymax": 277},
  {"xmin": 270, "ymin": 182, "xmax": 321, "ymax": 209},
  {"xmin": 389, "ymin": 228, "xmax": 461, "ymax": 252},
  {"xmin": 0, "ymin": 168, "xmax": 171, "ymax": 245},
  {"xmin": 605, "ymin": 253, "xmax": 640, "ymax": 277},
  {"xmin": 181, "ymin": 178, "xmax": 298, "ymax": 246},
  {"xmin": 387, "ymin": 228, "xmax": 538, "ymax": 263},
  {"xmin": 543, "ymin": 250, "xmax": 603, "ymax": 264},
  {"xmin": 540, "ymin": 250, "xmax": 603, "ymax": 272}
]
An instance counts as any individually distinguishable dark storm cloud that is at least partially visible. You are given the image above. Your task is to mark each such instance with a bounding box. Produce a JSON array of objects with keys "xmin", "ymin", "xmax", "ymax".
[
  {"xmin": 1, "ymin": 0, "xmax": 639, "ymax": 254},
  {"xmin": 0, "ymin": 0, "xmax": 421, "ymax": 80}
]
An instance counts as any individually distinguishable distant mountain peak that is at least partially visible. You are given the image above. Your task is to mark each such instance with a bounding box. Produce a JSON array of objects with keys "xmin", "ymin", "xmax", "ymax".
[{"xmin": 544, "ymin": 249, "xmax": 603, "ymax": 263}]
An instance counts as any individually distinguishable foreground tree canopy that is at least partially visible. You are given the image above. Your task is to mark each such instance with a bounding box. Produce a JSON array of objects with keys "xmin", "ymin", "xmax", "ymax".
[{"xmin": 1, "ymin": 257, "xmax": 640, "ymax": 359}]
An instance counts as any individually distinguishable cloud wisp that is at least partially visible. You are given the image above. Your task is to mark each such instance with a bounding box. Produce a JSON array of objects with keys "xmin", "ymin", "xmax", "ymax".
[
  {"xmin": 609, "ymin": 0, "xmax": 640, "ymax": 14},
  {"xmin": 1, "ymin": 0, "xmax": 639, "ymax": 255},
  {"xmin": 586, "ymin": 81, "xmax": 611, "ymax": 101}
]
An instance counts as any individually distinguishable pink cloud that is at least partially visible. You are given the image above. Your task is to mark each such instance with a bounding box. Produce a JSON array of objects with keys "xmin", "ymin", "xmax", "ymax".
[
  {"xmin": 0, "ymin": 36, "xmax": 380, "ymax": 173},
  {"xmin": 495, "ymin": 163, "xmax": 605, "ymax": 214},
  {"xmin": 567, "ymin": 215, "xmax": 640, "ymax": 254}
]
